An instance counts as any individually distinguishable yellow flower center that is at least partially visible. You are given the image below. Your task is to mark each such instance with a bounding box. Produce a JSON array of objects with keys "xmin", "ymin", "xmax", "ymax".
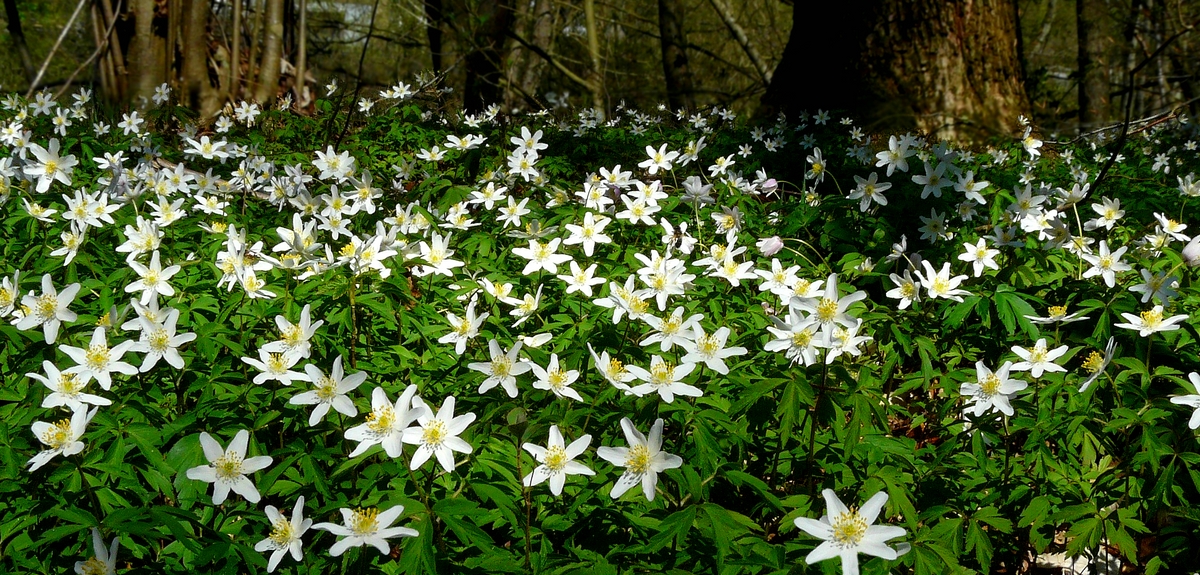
[
  {"xmin": 148, "ymin": 328, "xmax": 170, "ymax": 352},
  {"xmin": 85, "ymin": 344, "xmax": 111, "ymax": 370},
  {"xmin": 266, "ymin": 352, "xmax": 289, "ymax": 373},
  {"xmin": 1048, "ymin": 305, "xmax": 1067, "ymax": 318},
  {"xmin": 625, "ymin": 444, "xmax": 652, "ymax": 474},
  {"xmin": 44, "ymin": 160, "xmax": 58, "ymax": 176},
  {"xmin": 269, "ymin": 518, "xmax": 294, "ymax": 547},
  {"xmin": 78, "ymin": 557, "xmax": 107, "ymax": 575},
  {"xmin": 41, "ymin": 419, "xmax": 73, "ymax": 450},
  {"xmin": 36, "ymin": 294, "xmax": 58, "ymax": 319},
  {"xmin": 547, "ymin": 368, "xmax": 568, "ymax": 390},
  {"xmin": 214, "ymin": 452, "xmax": 244, "ymax": 480},
  {"xmin": 491, "ymin": 356, "xmax": 512, "ymax": 377},
  {"xmin": 649, "ymin": 362, "xmax": 676, "ymax": 386},
  {"xmin": 59, "ymin": 372, "xmax": 83, "ymax": 394},
  {"xmin": 366, "ymin": 406, "xmax": 396, "ymax": 434},
  {"xmin": 979, "ymin": 373, "xmax": 1001, "ymax": 397},
  {"xmin": 350, "ymin": 508, "xmax": 379, "ymax": 535},
  {"xmin": 830, "ymin": 509, "xmax": 868, "ymax": 548},
  {"xmin": 792, "ymin": 329, "xmax": 813, "ymax": 348},
  {"xmin": 1082, "ymin": 351, "xmax": 1105, "ymax": 374},
  {"xmin": 1140, "ymin": 309, "xmax": 1163, "ymax": 327},
  {"xmin": 422, "ymin": 420, "xmax": 448, "ymax": 446},
  {"xmin": 816, "ymin": 298, "xmax": 838, "ymax": 322},
  {"xmin": 543, "ymin": 445, "xmax": 568, "ymax": 472},
  {"xmin": 315, "ymin": 376, "xmax": 338, "ymax": 401}
]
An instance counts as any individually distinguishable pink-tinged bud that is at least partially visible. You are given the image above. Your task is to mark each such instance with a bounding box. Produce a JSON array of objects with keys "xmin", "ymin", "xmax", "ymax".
[
  {"xmin": 761, "ymin": 178, "xmax": 778, "ymax": 195},
  {"xmin": 757, "ymin": 236, "xmax": 784, "ymax": 256},
  {"xmin": 1183, "ymin": 236, "xmax": 1200, "ymax": 266}
]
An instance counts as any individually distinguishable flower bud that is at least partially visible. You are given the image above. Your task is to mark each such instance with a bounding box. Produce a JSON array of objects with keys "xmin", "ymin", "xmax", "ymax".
[
  {"xmin": 1183, "ymin": 236, "xmax": 1200, "ymax": 266},
  {"xmin": 756, "ymin": 236, "xmax": 784, "ymax": 256}
]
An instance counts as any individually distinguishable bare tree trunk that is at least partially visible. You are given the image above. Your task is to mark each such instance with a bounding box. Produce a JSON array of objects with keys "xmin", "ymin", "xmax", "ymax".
[
  {"xmin": 232, "ymin": 0, "xmax": 242, "ymax": 99},
  {"xmin": 1077, "ymin": 0, "xmax": 1110, "ymax": 132},
  {"xmin": 583, "ymin": 0, "xmax": 604, "ymax": 115},
  {"xmin": 127, "ymin": 0, "xmax": 167, "ymax": 105},
  {"xmin": 762, "ymin": 0, "xmax": 1030, "ymax": 141},
  {"xmin": 424, "ymin": 0, "xmax": 444, "ymax": 72},
  {"xmin": 462, "ymin": 0, "xmax": 514, "ymax": 113},
  {"xmin": 180, "ymin": 0, "xmax": 214, "ymax": 113},
  {"xmin": 254, "ymin": 0, "xmax": 284, "ymax": 103},
  {"xmin": 657, "ymin": 0, "xmax": 694, "ymax": 111},
  {"xmin": 294, "ymin": 0, "xmax": 307, "ymax": 106},
  {"xmin": 3, "ymin": 0, "xmax": 36, "ymax": 84}
]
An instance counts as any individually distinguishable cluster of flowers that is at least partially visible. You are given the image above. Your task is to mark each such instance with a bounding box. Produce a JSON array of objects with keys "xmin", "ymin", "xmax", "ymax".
[{"xmin": 10, "ymin": 76, "xmax": 1199, "ymax": 574}]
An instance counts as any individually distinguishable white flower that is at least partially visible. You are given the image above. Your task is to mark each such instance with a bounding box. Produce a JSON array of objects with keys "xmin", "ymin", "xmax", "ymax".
[
  {"xmin": 292, "ymin": 355, "xmax": 365, "ymax": 426},
  {"xmin": 529, "ymin": 353, "xmax": 583, "ymax": 401},
  {"xmin": 638, "ymin": 143, "xmax": 679, "ymax": 175},
  {"xmin": 261, "ymin": 304, "xmax": 324, "ymax": 359},
  {"xmin": 28, "ymin": 405, "xmax": 97, "ymax": 471},
  {"xmin": 625, "ymin": 356, "xmax": 700, "ymax": 403},
  {"xmin": 793, "ymin": 489, "xmax": 909, "ymax": 575},
  {"xmin": 960, "ymin": 361, "xmax": 1027, "ymax": 417},
  {"xmin": 131, "ymin": 308, "xmax": 196, "ymax": 372},
  {"xmin": 1078, "ymin": 337, "xmax": 1116, "ymax": 392},
  {"xmin": 241, "ymin": 349, "xmax": 309, "ymax": 386},
  {"xmin": 185, "ymin": 430, "xmax": 273, "ymax": 504},
  {"xmin": 60, "ymin": 327, "xmax": 138, "ymax": 391},
  {"xmin": 1080, "ymin": 240, "xmax": 1132, "ymax": 288},
  {"xmin": 885, "ymin": 270, "xmax": 921, "ymax": 310},
  {"xmin": 468, "ymin": 339, "xmax": 532, "ymax": 398},
  {"xmin": 1010, "ymin": 338, "xmax": 1068, "ymax": 377},
  {"xmin": 254, "ymin": 497, "xmax": 312, "ymax": 572},
  {"xmin": 438, "ymin": 300, "xmax": 488, "ymax": 355},
  {"xmin": 917, "ymin": 260, "xmax": 971, "ymax": 302},
  {"xmin": 27, "ymin": 361, "xmax": 111, "ymax": 410},
  {"xmin": 313, "ymin": 505, "xmax": 418, "ymax": 556},
  {"xmin": 1114, "ymin": 306, "xmax": 1189, "ymax": 337},
  {"xmin": 15, "ymin": 274, "xmax": 80, "ymax": 343},
  {"xmin": 124, "ymin": 252, "xmax": 180, "ymax": 306},
  {"xmin": 522, "ymin": 425, "xmax": 594, "ymax": 495},
  {"xmin": 74, "ymin": 528, "xmax": 119, "ymax": 575},
  {"xmin": 1169, "ymin": 373, "xmax": 1200, "ymax": 429},
  {"xmin": 596, "ymin": 418, "xmax": 683, "ymax": 501},
  {"xmin": 956, "ymin": 238, "xmax": 999, "ymax": 277},
  {"xmin": 402, "ymin": 395, "xmax": 476, "ymax": 472},
  {"xmin": 589, "ymin": 344, "xmax": 635, "ymax": 393},
  {"xmin": 345, "ymin": 385, "xmax": 426, "ymax": 458},
  {"xmin": 679, "ymin": 326, "xmax": 748, "ymax": 375}
]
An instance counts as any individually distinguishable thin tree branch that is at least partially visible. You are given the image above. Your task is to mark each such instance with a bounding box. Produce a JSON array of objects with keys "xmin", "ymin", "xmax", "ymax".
[
  {"xmin": 55, "ymin": 0, "xmax": 125, "ymax": 100},
  {"xmin": 506, "ymin": 29, "xmax": 596, "ymax": 93},
  {"xmin": 26, "ymin": 0, "xmax": 89, "ymax": 96},
  {"xmin": 705, "ymin": 0, "xmax": 771, "ymax": 86}
]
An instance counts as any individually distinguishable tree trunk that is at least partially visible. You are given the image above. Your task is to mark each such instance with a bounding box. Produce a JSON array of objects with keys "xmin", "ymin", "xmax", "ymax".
[
  {"xmin": 424, "ymin": 0, "xmax": 444, "ymax": 72},
  {"xmin": 461, "ymin": 0, "xmax": 514, "ymax": 113},
  {"xmin": 127, "ymin": 0, "xmax": 167, "ymax": 105},
  {"xmin": 254, "ymin": 0, "xmax": 284, "ymax": 103},
  {"xmin": 762, "ymin": 0, "xmax": 1030, "ymax": 141},
  {"xmin": 1077, "ymin": 0, "xmax": 1110, "ymax": 132},
  {"xmin": 180, "ymin": 0, "xmax": 214, "ymax": 114},
  {"xmin": 657, "ymin": 0, "xmax": 695, "ymax": 111},
  {"xmin": 3, "ymin": 0, "xmax": 36, "ymax": 84}
]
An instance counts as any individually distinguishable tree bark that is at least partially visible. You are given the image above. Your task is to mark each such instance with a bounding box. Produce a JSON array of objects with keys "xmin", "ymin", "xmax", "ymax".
[
  {"xmin": 3, "ymin": 0, "xmax": 36, "ymax": 84},
  {"xmin": 761, "ymin": 0, "xmax": 1030, "ymax": 141},
  {"xmin": 126, "ymin": 0, "xmax": 167, "ymax": 105},
  {"xmin": 180, "ymin": 0, "xmax": 213, "ymax": 113},
  {"xmin": 1077, "ymin": 0, "xmax": 1110, "ymax": 132},
  {"xmin": 658, "ymin": 0, "xmax": 695, "ymax": 111},
  {"xmin": 424, "ymin": 0, "xmax": 444, "ymax": 72},
  {"xmin": 461, "ymin": 0, "xmax": 514, "ymax": 113},
  {"xmin": 254, "ymin": 0, "xmax": 284, "ymax": 103}
]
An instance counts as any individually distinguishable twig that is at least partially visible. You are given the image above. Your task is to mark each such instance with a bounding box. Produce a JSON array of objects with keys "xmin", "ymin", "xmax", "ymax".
[
  {"xmin": 25, "ymin": 0, "xmax": 89, "ymax": 97},
  {"xmin": 55, "ymin": 0, "xmax": 125, "ymax": 101}
]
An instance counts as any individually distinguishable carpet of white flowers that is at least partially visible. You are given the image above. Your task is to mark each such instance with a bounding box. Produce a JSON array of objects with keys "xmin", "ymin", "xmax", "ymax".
[{"xmin": 1, "ymin": 81, "xmax": 1200, "ymax": 575}]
